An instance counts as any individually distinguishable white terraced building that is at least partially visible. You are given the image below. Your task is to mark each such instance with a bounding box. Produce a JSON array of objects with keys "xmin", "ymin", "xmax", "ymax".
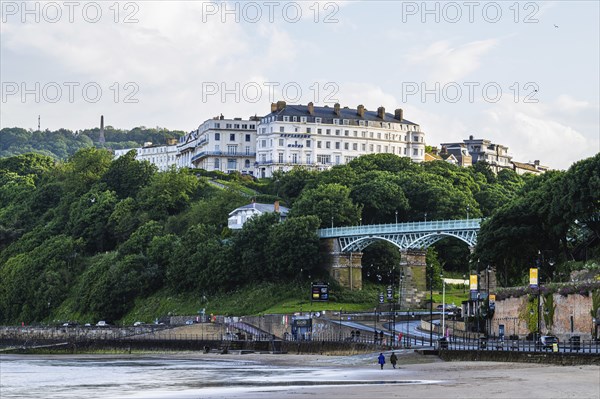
[
  {"xmin": 114, "ymin": 140, "xmax": 178, "ymax": 171},
  {"xmin": 255, "ymin": 101, "xmax": 426, "ymax": 178},
  {"xmin": 177, "ymin": 115, "xmax": 260, "ymax": 174}
]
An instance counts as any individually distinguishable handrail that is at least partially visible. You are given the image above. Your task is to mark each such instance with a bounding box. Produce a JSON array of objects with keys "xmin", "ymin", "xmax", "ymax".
[{"xmin": 318, "ymin": 219, "xmax": 482, "ymax": 238}]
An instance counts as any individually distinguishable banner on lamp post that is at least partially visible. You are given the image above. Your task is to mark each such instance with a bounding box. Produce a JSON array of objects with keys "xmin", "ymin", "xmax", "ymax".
[
  {"xmin": 469, "ymin": 275, "xmax": 478, "ymax": 292},
  {"xmin": 529, "ymin": 268, "xmax": 538, "ymax": 288},
  {"xmin": 469, "ymin": 274, "xmax": 478, "ymax": 300}
]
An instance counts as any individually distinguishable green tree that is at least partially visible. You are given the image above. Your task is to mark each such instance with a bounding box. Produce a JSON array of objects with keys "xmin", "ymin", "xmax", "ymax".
[
  {"xmin": 291, "ymin": 183, "xmax": 361, "ymax": 227},
  {"xmin": 267, "ymin": 215, "xmax": 321, "ymax": 279},
  {"xmin": 350, "ymin": 171, "xmax": 410, "ymax": 224},
  {"xmin": 101, "ymin": 150, "xmax": 156, "ymax": 199}
]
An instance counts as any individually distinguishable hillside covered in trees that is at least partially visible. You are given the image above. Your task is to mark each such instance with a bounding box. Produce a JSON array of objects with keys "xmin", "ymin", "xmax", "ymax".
[
  {"xmin": 0, "ymin": 126, "xmax": 185, "ymax": 160},
  {"xmin": 0, "ymin": 150, "xmax": 598, "ymax": 325}
]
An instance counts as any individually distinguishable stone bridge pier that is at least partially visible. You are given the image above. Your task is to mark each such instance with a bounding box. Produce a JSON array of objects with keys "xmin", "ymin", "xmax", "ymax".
[{"xmin": 322, "ymin": 238, "xmax": 362, "ymax": 290}]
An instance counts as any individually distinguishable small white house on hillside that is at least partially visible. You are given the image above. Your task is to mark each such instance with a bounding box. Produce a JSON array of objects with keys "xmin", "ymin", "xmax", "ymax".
[{"xmin": 228, "ymin": 201, "xmax": 289, "ymax": 230}]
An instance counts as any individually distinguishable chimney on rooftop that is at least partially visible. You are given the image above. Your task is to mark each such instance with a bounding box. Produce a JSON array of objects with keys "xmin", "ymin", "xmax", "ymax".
[
  {"xmin": 394, "ymin": 108, "xmax": 403, "ymax": 121},
  {"xmin": 308, "ymin": 102, "xmax": 314, "ymax": 115},
  {"xmin": 334, "ymin": 103, "xmax": 341, "ymax": 116},
  {"xmin": 276, "ymin": 101, "xmax": 286, "ymax": 111},
  {"xmin": 271, "ymin": 103, "xmax": 277, "ymax": 113},
  {"xmin": 469, "ymin": 135, "xmax": 474, "ymax": 140},
  {"xmin": 357, "ymin": 104, "xmax": 365, "ymax": 118},
  {"xmin": 377, "ymin": 106, "xmax": 385, "ymax": 119}
]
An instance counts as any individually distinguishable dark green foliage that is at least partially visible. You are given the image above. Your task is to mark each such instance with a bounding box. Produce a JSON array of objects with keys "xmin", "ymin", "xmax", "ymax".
[
  {"xmin": 0, "ymin": 147, "xmax": 597, "ymax": 324},
  {"xmin": 0, "ymin": 126, "xmax": 184, "ymax": 160},
  {"xmin": 290, "ymin": 183, "xmax": 362, "ymax": 227}
]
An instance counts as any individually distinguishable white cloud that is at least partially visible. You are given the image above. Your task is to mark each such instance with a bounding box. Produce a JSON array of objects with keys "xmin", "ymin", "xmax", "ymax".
[{"xmin": 407, "ymin": 38, "xmax": 498, "ymax": 82}]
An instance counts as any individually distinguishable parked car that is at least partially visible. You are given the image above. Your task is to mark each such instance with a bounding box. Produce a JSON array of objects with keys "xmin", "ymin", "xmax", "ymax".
[
  {"xmin": 133, "ymin": 321, "xmax": 145, "ymax": 327},
  {"xmin": 62, "ymin": 322, "xmax": 79, "ymax": 327},
  {"xmin": 96, "ymin": 321, "xmax": 110, "ymax": 327},
  {"xmin": 539, "ymin": 335, "xmax": 559, "ymax": 350},
  {"xmin": 185, "ymin": 320, "xmax": 194, "ymax": 325}
]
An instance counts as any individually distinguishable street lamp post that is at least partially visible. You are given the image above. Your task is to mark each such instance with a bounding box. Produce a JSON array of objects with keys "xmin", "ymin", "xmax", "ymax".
[
  {"xmin": 466, "ymin": 205, "xmax": 470, "ymax": 221},
  {"xmin": 441, "ymin": 273, "xmax": 446, "ymax": 338},
  {"xmin": 429, "ymin": 265, "xmax": 433, "ymax": 346},
  {"xmin": 487, "ymin": 266, "xmax": 491, "ymax": 336},
  {"xmin": 537, "ymin": 252, "xmax": 542, "ymax": 344},
  {"xmin": 395, "ymin": 210, "xmax": 398, "ymax": 224},
  {"xmin": 339, "ymin": 308, "xmax": 342, "ymax": 341}
]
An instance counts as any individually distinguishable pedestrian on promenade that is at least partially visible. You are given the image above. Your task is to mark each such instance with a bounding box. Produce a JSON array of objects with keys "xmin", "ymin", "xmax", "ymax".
[
  {"xmin": 377, "ymin": 353, "xmax": 385, "ymax": 369},
  {"xmin": 390, "ymin": 352, "xmax": 398, "ymax": 369}
]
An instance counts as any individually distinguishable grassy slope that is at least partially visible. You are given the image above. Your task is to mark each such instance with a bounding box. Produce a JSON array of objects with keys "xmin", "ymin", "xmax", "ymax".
[{"xmin": 119, "ymin": 283, "xmax": 470, "ymax": 324}]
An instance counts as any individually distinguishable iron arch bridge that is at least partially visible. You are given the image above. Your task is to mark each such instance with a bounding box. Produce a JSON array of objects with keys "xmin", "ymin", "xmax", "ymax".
[{"xmin": 318, "ymin": 219, "xmax": 481, "ymax": 252}]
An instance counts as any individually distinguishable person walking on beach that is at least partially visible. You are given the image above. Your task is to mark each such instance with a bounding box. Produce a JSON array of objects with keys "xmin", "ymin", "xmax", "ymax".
[
  {"xmin": 377, "ymin": 353, "xmax": 385, "ymax": 369},
  {"xmin": 390, "ymin": 352, "xmax": 398, "ymax": 369}
]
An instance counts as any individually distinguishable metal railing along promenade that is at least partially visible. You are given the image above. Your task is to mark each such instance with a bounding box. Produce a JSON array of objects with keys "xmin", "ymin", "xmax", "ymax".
[{"xmin": 438, "ymin": 337, "xmax": 600, "ymax": 354}]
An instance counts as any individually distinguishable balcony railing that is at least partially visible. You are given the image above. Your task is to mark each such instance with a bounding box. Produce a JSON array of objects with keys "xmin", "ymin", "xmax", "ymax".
[{"xmin": 191, "ymin": 151, "xmax": 256, "ymax": 162}]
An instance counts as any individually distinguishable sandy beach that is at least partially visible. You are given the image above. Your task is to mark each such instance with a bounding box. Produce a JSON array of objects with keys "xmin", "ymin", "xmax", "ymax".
[
  {"xmin": 3, "ymin": 351, "xmax": 599, "ymax": 399},
  {"xmin": 193, "ymin": 351, "xmax": 600, "ymax": 399}
]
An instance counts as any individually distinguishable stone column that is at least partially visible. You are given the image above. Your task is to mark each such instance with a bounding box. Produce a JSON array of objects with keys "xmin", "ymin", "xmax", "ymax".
[
  {"xmin": 321, "ymin": 238, "xmax": 363, "ymax": 290},
  {"xmin": 399, "ymin": 249, "xmax": 428, "ymax": 308}
]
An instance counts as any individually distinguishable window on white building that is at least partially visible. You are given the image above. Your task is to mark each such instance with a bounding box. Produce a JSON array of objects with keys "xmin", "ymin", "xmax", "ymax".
[
  {"xmin": 301, "ymin": 117, "xmax": 307, "ymax": 123},
  {"xmin": 306, "ymin": 140, "xmax": 311, "ymax": 148},
  {"xmin": 413, "ymin": 148, "xmax": 418, "ymax": 156},
  {"xmin": 362, "ymin": 143, "xmax": 366, "ymax": 151},
  {"xmin": 317, "ymin": 141, "xmax": 322, "ymax": 148},
  {"xmin": 278, "ymin": 153, "xmax": 284, "ymax": 163},
  {"xmin": 335, "ymin": 155, "xmax": 341, "ymax": 164},
  {"xmin": 279, "ymin": 139, "xmax": 284, "ymax": 146},
  {"xmin": 344, "ymin": 143, "xmax": 349, "ymax": 150},
  {"xmin": 244, "ymin": 159, "xmax": 250, "ymax": 168},
  {"xmin": 326, "ymin": 129, "xmax": 331, "ymax": 135},
  {"xmin": 215, "ymin": 133, "xmax": 221, "ymax": 140},
  {"xmin": 353, "ymin": 143, "xmax": 358, "ymax": 151},
  {"xmin": 317, "ymin": 154, "xmax": 331, "ymax": 164},
  {"xmin": 292, "ymin": 153, "xmax": 298, "ymax": 164},
  {"xmin": 315, "ymin": 117, "xmax": 322, "ymax": 123},
  {"xmin": 326, "ymin": 142, "xmax": 331, "ymax": 149},
  {"xmin": 214, "ymin": 158, "xmax": 220, "ymax": 169},
  {"xmin": 335, "ymin": 130, "xmax": 340, "ymax": 136},
  {"xmin": 307, "ymin": 127, "xmax": 312, "ymax": 133},
  {"xmin": 245, "ymin": 134, "xmax": 251, "ymax": 142},
  {"xmin": 292, "ymin": 116, "xmax": 297, "ymax": 122},
  {"xmin": 227, "ymin": 159, "xmax": 237, "ymax": 170},
  {"xmin": 335, "ymin": 142, "xmax": 340, "ymax": 150},
  {"xmin": 261, "ymin": 140, "xmax": 267, "ymax": 148},
  {"xmin": 283, "ymin": 116, "xmax": 290, "ymax": 122},
  {"xmin": 226, "ymin": 123, "xmax": 232, "ymax": 128},
  {"xmin": 280, "ymin": 126, "xmax": 285, "ymax": 133},
  {"xmin": 317, "ymin": 128, "xmax": 322, "ymax": 134},
  {"xmin": 215, "ymin": 123, "xmax": 220, "ymax": 128},
  {"xmin": 369, "ymin": 144, "xmax": 374, "ymax": 152},
  {"xmin": 306, "ymin": 154, "xmax": 311, "ymax": 164},
  {"xmin": 230, "ymin": 134, "xmax": 235, "ymax": 141}
]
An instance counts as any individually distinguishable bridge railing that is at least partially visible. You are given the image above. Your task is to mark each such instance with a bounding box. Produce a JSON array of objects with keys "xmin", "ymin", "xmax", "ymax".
[{"xmin": 318, "ymin": 219, "xmax": 482, "ymax": 238}]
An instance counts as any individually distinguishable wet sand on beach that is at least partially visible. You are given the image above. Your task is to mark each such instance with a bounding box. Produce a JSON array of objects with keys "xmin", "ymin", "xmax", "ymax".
[{"xmin": 4, "ymin": 352, "xmax": 599, "ymax": 399}]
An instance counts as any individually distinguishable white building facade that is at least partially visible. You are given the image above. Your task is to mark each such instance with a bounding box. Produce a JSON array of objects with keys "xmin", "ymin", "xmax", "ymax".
[
  {"xmin": 177, "ymin": 116, "xmax": 259, "ymax": 174},
  {"xmin": 255, "ymin": 102, "xmax": 426, "ymax": 178},
  {"xmin": 114, "ymin": 141, "xmax": 178, "ymax": 171},
  {"xmin": 228, "ymin": 201, "xmax": 289, "ymax": 230}
]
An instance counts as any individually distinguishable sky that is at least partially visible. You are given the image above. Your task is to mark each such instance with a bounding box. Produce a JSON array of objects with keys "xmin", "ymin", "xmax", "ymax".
[{"xmin": 1, "ymin": 0, "xmax": 599, "ymax": 169}]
